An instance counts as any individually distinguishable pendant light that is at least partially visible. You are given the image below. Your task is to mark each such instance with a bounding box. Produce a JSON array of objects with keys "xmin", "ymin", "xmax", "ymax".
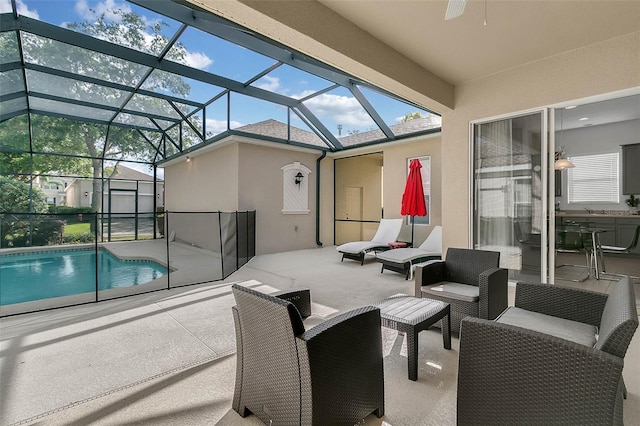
[{"xmin": 554, "ymin": 109, "xmax": 575, "ymax": 170}]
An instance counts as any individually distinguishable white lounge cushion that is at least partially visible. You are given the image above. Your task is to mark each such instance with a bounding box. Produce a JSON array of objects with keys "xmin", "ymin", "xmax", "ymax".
[
  {"xmin": 377, "ymin": 225, "xmax": 442, "ymax": 263},
  {"xmin": 377, "ymin": 248, "xmax": 441, "ymax": 263},
  {"xmin": 417, "ymin": 226, "xmax": 442, "ymax": 252},
  {"xmin": 336, "ymin": 241, "xmax": 388, "ymax": 254},
  {"xmin": 370, "ymin": 218, "xmax": 403, "ymax": 244},
  {"xmin": 336, "ymin": 219, "xmax": 403, "ymax": 254}
]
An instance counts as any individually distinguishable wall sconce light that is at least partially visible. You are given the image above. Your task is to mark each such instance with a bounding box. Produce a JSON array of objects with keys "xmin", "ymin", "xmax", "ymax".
[
  {"xmin": 294, "ymin": 171, "xmax": 304, "ymax": 187},
  {"xmin": 186, "ymin": 156, "xmax": 191, "ymax": 162},
  {"xmin": 84, "ymin": 191, "xmax": 89, "ymax": 197}
]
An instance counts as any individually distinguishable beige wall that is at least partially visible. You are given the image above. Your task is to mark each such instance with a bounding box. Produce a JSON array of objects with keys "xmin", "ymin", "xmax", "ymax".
[
  {"xmin": 441, "ymin": 32, "xmax": 640, "ymax": 251},
  {"xmin": 164, "ymin": 141, "xmax": 320, "ymax": 255},
  {"xmin": 163, "ymin": 134, "xmax": 441, "ymax": 254},
  {"xmin": 383, "ymin": 136, "xmax": 442, "ymax": 245},
  {"xmin": 320, "ymin": 134, "xmax": 442, "ymax": 247},
  {"xmin": 237, "ymin": 143, "xmax": 319, "ymax": 254},
  {"xmin": 164, "ymin": 143, "xmax": 239, "ymax": 212},
  {"xmin": 334, "ymin": 153, "xmax": 383, "ymax": 245}
]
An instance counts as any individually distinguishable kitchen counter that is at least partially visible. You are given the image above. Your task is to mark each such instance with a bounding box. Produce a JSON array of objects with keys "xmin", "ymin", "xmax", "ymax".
[
  {"xmin": 557, "ymin": 212, "xmax": 639, "ymax": 218},
  {"xmin": 555, "ymin": 213, "xmax": 640, "ymax": 254}
]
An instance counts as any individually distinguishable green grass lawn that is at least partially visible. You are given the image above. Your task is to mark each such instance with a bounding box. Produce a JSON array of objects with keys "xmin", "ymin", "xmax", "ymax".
[{"xmin": 64, "ymin": 222, "xmax": 90, "ymax": 236}]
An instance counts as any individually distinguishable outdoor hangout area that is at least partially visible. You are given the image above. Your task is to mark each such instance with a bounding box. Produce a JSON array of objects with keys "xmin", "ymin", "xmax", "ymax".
[
  {"xmin": 1, "ymin": 247, "xmax": 639, "ymax": 425},
  {"xmin": 1, "ymin": 0, "xmax": 640, "ymax": 425}
]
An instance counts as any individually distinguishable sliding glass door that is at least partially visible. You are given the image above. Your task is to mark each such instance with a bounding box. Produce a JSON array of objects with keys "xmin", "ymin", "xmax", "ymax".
[{"xmin": 471, "ymin": 111, "xmax": 548, "ymax": 282}]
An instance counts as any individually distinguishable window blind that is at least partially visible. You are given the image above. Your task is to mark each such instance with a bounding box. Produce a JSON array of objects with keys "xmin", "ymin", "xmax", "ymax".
[{"xmin": 567, "ymin": 152, "xmax": 619, "ymax": 203}]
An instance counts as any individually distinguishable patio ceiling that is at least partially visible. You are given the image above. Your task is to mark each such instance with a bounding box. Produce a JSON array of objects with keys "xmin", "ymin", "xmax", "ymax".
[{"xmin": 0, "ymin": 0, "xmax": 441, "ymax": 167}]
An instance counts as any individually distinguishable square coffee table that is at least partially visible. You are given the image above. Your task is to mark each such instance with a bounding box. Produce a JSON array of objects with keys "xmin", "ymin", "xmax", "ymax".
[{"xmin": 374, "ymin": 294, "xmax": 451, "ymax": 381}]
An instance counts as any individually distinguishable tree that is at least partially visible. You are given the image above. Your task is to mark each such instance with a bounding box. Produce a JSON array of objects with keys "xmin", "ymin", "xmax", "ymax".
[
  {"xmin": 0, "ymin": 176, "xmax": 62, "ymax": 248},
  {"xmin": 0, "ymin": 176, "xmax": 48, "ymax": 213},
  {"xmin": 5, "ymin": 6, "xmax": 195, "ymax": 213},
  {"xmin": 400, "ymin": 111, "xmax": 424, "ymax": 122}
]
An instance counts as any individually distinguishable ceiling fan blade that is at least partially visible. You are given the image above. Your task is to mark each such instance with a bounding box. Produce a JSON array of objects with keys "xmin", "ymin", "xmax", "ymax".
[{"xmin": 445, "ymin": 0, "xmax": 467, "ymax": 20}]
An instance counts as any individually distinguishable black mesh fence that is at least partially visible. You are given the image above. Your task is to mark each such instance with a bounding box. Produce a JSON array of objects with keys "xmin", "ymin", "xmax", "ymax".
[{"xmin": 0, "ymin": 210, "xmax": 255, "ymax": 316}]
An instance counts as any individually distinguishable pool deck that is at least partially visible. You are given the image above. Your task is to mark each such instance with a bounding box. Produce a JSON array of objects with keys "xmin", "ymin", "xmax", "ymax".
[{"xmin": 1, "ymin": 247, "xmax": 639, "ymax": 425}]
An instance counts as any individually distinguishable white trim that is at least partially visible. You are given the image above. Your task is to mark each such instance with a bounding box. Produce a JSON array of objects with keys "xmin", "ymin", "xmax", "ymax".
[
  {"xmin": 159, "ymin": 135, "xmax": 320, "ymax": 167},
  {"xmin": 282, "ymin": 210, "xmax": 310, "ymax": 215},
  {"xmin": 329, "ymin": 131, "xmax": 441, "ymax": 159},
  {"xmin": 548, "ymin": 109, "xmax": 556, "ymax": 283},
  {"xmin": 469, "ymin": 108, "xmax": 548, "ymax": 283}
]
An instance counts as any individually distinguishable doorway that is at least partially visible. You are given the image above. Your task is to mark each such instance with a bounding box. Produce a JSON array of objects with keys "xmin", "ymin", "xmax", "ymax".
[
  {"xmin": 471, "ymin": 111, "xmax": 547, "ymax": 282},
  {"xmin": 334, "ymin": 153, "xmax": 383, "ymax": 245}
]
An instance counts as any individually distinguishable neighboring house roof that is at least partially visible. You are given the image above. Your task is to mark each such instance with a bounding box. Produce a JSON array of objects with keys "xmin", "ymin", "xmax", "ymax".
[
  {"xmin": 109, "ymin": 165, "xmax": 162, "ymax": 182},
  {"xmin": 234, "ymin": 116, "xmax": 441, "ymax": 150},
  {"xmin": 64, "ymin": 165, "xmax": 162, "ymax": 193},
  {"xmin": 234, "ymin": 119, "xmax": 327, "ymax": 148},
  {"xmin": 338, "ymin": 116, "xmax": 442, "ymax": 147}
]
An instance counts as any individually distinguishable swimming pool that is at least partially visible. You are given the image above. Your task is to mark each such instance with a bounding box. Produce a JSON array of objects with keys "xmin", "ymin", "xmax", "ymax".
[{"xmin": 0, "ymin": 248, "xmax": 168, "ymax": 306}]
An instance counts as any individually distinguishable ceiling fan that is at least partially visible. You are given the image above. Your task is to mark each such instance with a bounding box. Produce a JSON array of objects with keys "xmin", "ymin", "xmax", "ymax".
[{"xmin": 445, "ymin": 0, "xmax": 468, "ymax": 20}]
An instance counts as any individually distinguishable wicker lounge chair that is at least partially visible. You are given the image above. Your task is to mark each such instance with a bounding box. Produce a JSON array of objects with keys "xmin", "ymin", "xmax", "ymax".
[
  {"xmin": 376, "ymin": 225, "xmax": 442, "ymax": 279},
  {"xmin": 336, "ymin": 218, "xmax": 403, "ymax": 265},
  {"xmin": 414, "ymin": 248, "xmax": 508, "ymax": 332},
  {"xmin": 231, "ymin": 284, "xmax": 385, "ymax": 425},
  {"xmin": 457, "ymin": 276, "xmax": 638, "ymax": 425}
]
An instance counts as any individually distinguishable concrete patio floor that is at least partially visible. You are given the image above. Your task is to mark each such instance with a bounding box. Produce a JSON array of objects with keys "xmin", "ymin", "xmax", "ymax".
[{"xmin": 1, "ymin": 246, "xmax": 639, "ymax": 425}]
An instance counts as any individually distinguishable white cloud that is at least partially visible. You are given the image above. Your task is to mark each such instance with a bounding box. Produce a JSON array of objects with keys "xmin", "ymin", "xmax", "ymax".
[
  {"xmin": 75, "ymin": 0, "xmax": 130, "ymax": 22},
  {"xmin": 290, "ymin": 89, "xmax": 315, "ymax": 100},
  {"xmin": 184, "ymin": 51, "xmax": 213, "ymax": 70},
  {"xmin": 0, "ymin": 0, "xmax": 39, "ymax": 18},
  {"xmin": 303, "ymin": 93, "xmax": 374, "ymax": 127},
  {"xmin": 255, "ymin": 76, "xmax": 281, "ymax": 92},
  {"xmin": 205, "ymin": 118, "xmax": 241, "ymax": 136}
]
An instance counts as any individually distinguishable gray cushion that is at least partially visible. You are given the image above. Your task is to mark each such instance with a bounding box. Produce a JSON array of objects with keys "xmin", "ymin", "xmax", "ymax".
[
  {"xmin": 422, "ymin": 282, "xmax": 479, "ymax": 303},
  {"xmin": 496, "ymin": 307, "xmax": 597, "ymax": 347}
]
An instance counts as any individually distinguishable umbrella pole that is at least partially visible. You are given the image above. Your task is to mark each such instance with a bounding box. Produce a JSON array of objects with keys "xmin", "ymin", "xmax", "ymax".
[{"xmin": 411, "ymin": 215, "xmax": 415, "ymax": 246}]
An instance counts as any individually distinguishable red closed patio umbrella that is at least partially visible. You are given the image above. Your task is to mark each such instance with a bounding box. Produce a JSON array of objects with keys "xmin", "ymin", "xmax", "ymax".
[{"xmin": 401, "ymin": 159, "xmax": 427, "ymax": 245}]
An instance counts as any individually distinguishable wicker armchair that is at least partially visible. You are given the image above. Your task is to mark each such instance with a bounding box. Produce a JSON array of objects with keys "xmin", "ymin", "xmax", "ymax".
[
  {"xmin": 414, "ymin": 248, "xmax": 508, "ymax": 332},
  {"xmin": 231, "ymin": 284, "xmax": 385, "ymax": 425},
  {"xmin": 457, "ymin": 277, "xmax": 638, "ymax": 425}
]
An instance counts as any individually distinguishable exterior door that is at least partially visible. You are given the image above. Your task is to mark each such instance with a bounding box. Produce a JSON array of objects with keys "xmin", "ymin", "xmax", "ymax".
[
  {"xmin": 344, "ymin": 186, "xmax": 363, "ymax": 241},
  {"xmin": 471, "ymin": 111, "xmax": 547, "ymax": 282}
]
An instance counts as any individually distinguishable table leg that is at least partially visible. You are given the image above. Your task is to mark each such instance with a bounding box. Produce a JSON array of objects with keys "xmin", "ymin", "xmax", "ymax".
[
  {"xmin": 591, "ymin": 231, "xmax": 600, "ymax": 280},
  {"xmin": 407, "ymin": 329, "xmax": 418, "ymax": 381},
  {"xmin": 597, "ymin": 232, "xmax": 607, "ymax": 273},
  {"xmin": 442, "ymin": 308, "xmax": 451, "ymax": 350}
]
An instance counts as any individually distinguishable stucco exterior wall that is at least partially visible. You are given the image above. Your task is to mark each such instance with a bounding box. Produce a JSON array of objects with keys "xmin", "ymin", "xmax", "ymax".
[
  {"xmin": 334, "ymin": 153, "xmax": 383, "ymax": 245},
  {"xmin": 164, "ymin": 143, "xmax": 239, "ymax": 212},
  {"xmin": 382, "ymin": 135, "xmax": 442, "ymax": 245},
  {"xmin": 237, "ymin": 143, "xmax": 319, "ymax": 254},
  {"xmin": 441, "ymin": 32, "xmax": 640, "ymax": 251},
  {"xmin": 320, "ymin": 134, "xmax": 442, "ymax": 247}
]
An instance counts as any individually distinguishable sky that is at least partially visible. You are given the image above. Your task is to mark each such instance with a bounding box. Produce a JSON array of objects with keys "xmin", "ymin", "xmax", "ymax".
[{"xmin": 2, "ymin": 0, "xmax": 434, "ymax": 139}]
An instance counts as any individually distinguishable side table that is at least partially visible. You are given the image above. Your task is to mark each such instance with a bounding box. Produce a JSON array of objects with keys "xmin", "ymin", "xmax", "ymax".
[{"xmin": 374, "ymin": 294, "xmax": 451, "ymax": 381}]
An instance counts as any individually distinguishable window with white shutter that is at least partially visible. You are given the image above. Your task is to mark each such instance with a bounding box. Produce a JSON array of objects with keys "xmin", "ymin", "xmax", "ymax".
[{"xmin": 567, "ymin": 152, "xmax": 619, "ymax": 204}]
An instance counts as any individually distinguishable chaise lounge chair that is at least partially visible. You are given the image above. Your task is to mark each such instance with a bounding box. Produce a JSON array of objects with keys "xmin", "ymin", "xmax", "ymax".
[
  {"xmin": 336, "ymin": 218, "xmax": 403, "ymax": 265},
  {"xmin": 376, "ymin": 225, "xmax": 442, "ymax": 279}
]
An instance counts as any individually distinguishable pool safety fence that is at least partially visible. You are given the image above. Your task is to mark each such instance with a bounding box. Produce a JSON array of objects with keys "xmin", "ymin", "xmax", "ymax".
[{"xmin": 0, "ymin": 211, "xmax": 256, "ymax": 317}]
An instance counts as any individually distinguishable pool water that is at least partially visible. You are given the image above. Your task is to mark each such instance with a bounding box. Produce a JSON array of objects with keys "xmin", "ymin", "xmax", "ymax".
[{"xmin": 0, "ymin": 248, "xmax": 167, "ymax": 306}]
